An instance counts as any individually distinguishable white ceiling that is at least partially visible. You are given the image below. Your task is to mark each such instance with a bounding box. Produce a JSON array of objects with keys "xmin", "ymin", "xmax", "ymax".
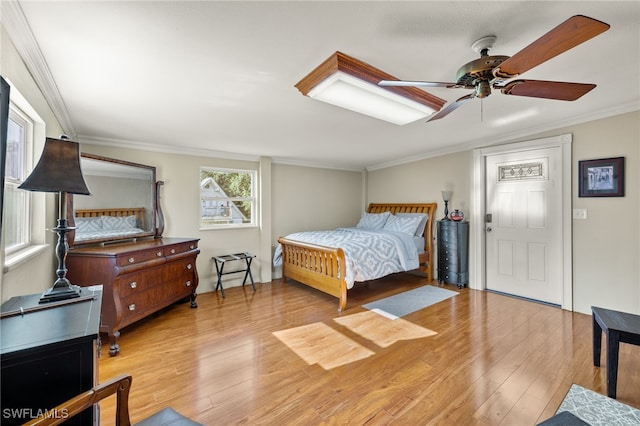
[{"xmin": 5, "ymin": 1, "xmax": 640, "ymax": 170}]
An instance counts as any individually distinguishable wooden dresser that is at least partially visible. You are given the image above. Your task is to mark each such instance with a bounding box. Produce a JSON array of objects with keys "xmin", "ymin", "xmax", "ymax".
[
  {"xmin": 437, "ymin": 220, "xmax": 469, "ymax": 289},
  {"xmin": 66, "ymin": 237, "xmax": 200, "ymax": 356}
]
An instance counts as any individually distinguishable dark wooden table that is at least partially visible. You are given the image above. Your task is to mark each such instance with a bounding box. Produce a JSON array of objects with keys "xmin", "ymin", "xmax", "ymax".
[
  {"xmin": 1, "ymin": 286, "xmax": 102, "ymax": 425},
  {"xmin": 591, "ymin": 306, "xmax": 640, "ymax": 398}
]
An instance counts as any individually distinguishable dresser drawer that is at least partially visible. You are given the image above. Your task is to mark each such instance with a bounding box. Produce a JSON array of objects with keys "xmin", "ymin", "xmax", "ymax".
[
  {"xmin": 163, "ymin": 257, "xmax": 197, "ymax": 281},
  {"xmin": 438, "ymin": 270, "xmax": 469, "ymax": 285},
  {"xmin": 121, "ymin": 280, "xmax": 193, "ymax": 323},
  {"xmin": 167, "ymin": 275, "xmax": 196, "ymax": 292},
  {"xmin": 438, "ymin": 250, "xmax": 459, "ymax": 262},
  {"xmin": 116, "ymin": 267, "xmax": 165, "ymax": 297},
  {"xmin": 116, "ymin": 249, "xmax": 164, "ymax": 267},
  {"xmin": 164, "ymin": 241, "xmax": 198, "ymax": 257}
]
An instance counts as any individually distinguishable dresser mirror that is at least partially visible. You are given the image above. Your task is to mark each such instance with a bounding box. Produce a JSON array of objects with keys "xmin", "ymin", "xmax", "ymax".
[{"xmin": 67, "ymin": 153, "xmax": 163, "ymax": 246}]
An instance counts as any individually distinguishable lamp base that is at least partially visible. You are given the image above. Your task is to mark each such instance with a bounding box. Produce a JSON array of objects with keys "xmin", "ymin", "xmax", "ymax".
[
  {"xmin": 442, "ymin": 200, "xmax": 451, "ymax": 220},
  {"xmin": 39, "ymin": 283, "xmax": 82, "ymax": 304}
]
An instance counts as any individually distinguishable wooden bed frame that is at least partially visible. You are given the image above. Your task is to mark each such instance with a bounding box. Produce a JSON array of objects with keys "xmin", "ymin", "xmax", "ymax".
[
  {"xmin": 70, "ymin": 207, "xmax": 149, "ymax": 246},
  {"xmin": 278, "ymin": 202, "xmax": 437, "ymax": 311},
  {"xmin": 74, "ymin": 207, "xmax": 146, "ymax": 229}
]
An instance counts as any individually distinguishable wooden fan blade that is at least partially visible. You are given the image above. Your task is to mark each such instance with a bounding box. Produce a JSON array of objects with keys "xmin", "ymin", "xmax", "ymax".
[
  {"xmin": 427, "ymin": 93, "xmax": 475, "ymax": 122},
  {"xmin": 379, "ymin": 80, "xmax": 457, "ymax": 88},
  {"xmin": 500, "ymin": 80, "xmax": 596, "ymax": 100},
  {"xmin": 494, "ymin": 15, "xmax": 610, "ymax": 79}
]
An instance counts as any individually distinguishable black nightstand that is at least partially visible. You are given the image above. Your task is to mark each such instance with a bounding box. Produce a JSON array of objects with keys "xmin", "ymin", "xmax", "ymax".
[
  {"xmin": 1, "ymin": 286, "xmax": 102, "ymax": 425},
  {"xmin": 437, "ymin": 220, "xmax": 469, "ymax": 288}
]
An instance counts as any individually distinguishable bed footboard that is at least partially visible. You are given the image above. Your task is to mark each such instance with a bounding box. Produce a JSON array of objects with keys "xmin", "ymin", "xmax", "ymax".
[{"xmin": 278, "ymin": 237, "xmax": 348, "ymax": 311}]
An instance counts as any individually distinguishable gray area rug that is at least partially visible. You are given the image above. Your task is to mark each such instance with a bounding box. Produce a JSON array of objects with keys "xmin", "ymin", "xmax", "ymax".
[
  {"xmin": 556, "ymin": 384, "xmax": 640, "ymax": 425},
  {"xmin": 363, "ymin": 285, "xmax": 458, "ymax": 319}
]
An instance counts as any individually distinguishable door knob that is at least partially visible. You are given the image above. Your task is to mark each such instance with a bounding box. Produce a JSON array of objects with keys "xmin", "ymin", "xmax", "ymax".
[{"xmin": 486, "ymin": 226, "xmax": 493, "ymax": 232}]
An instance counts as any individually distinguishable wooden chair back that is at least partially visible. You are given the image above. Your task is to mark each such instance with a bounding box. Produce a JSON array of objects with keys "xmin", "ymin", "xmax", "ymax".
[{"xmin": 23, "ymin": 374, "xmax": 132, "ymax": 426}]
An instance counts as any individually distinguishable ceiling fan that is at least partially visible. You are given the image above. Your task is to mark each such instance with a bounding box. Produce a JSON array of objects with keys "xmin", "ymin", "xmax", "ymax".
[{"xmin": 378, "ymin": 15, "xmax": 610, "ymax": 122}]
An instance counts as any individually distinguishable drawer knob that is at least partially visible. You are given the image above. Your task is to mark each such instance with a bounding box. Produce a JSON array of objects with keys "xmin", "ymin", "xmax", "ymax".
[
  {"xmin": 185, "ymin": 280, "xmax": 191, "ymax": 287},
  {"xmin": 129, "ymin": 281, "xmax": 137, "ymax": 289},
  {"xmin": 170, "ymin": 248, "xmax": 176, "ymax": 254},
  {"xmin": 128, "ymin": 304, "xmax": 136, "ymax": 311},
  {"xmin": 190, "ymin": 245, "xmax": 194, "ymax": 249},
  {"xmin": 186, "ymin": 264, "xmax": 192, "ymax": 270},
  {"xmin": 128, "ymin": 257, "xmax": 135, "ymax": 263},
  {"xmin": 157, "ymin": 251, "xmax": 163, "ymax": 257}
]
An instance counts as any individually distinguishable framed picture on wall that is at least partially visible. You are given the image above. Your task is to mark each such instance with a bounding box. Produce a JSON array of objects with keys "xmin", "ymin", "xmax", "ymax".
[{"xmin": 578, "ymin": 156, "xmax": 625, "ymax": 197}]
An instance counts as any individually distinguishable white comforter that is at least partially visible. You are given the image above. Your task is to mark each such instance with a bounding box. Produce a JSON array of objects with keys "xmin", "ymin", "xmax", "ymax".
[{"xmin": 273, "ymin": 227, "xmax": 419, "ymax": 289}]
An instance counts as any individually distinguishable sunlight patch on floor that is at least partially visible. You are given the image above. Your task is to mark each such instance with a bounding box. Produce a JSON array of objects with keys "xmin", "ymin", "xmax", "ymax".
[
  {"xmin": 272, "ymin": 322, "xmax": 374, "ymax": 369},
  {"xmin": 334, "ymin": 310, "xmax": 437, "ymax": 348},
  {"xmin": 273, "ymin": 311, "xmax": 438, "ymax": 369}
]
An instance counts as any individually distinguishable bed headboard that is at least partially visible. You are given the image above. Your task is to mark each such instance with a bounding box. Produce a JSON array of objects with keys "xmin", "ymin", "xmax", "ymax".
[
  {"xmin": 367, "ymin": 202, "xmax": 437, "ymax": 280},
  {"xmin": 75, "ymin": 207, "xmax": 146, "ymax": 229}
]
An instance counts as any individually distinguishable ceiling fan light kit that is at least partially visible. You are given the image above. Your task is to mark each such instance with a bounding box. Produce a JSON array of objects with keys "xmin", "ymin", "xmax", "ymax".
[
  {"xmin": 295, "ymin": 51, "xmax": 446, "ymax": 125},
  {"xmin": 377, "ymin": 15, "xmax": 610, "ymax": 122}
]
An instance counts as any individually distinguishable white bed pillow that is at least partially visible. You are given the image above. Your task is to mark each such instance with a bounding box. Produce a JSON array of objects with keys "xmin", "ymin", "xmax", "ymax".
[
  {"xmin": 395, "ymin": 212, "xmax": 429, "ymax": 237},
  {"xmin": 383, "ymin": 214, "xmax": 423, "ymax": 236},
  {"xmin": 356, "ymin": 211, "xmax": 390, "ymax": 229},
  {"xmin": 102, "ymin": 215, "xmax": 137, "ymax": 231},
  {"xmin": 75, "ymin": 217, "xmax": 103, "ymax": 232}
]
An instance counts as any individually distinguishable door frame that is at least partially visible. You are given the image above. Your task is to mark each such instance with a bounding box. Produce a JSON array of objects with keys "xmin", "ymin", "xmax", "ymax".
[{"xmin": 470, "ymin": 133, "xmax": 573, "ymax": 310}]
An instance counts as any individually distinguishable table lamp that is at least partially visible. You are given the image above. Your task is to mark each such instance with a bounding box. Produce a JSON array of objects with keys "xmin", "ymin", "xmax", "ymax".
[
  {"xmin": 19, "ymin": 136, "xmax": 91, "ymax": 303},
  {"xmin": 441, "ymin": 190, "xmax": 452, "ymax": 220}
]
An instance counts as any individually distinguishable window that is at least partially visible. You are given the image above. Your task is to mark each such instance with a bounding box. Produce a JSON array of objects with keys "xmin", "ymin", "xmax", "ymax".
[
  {"xmin": 4, "ymin": 105, "xmax": 33, "ymax": 254},
  {"xmin": 200, "ymin": 167, "xmax": 257, "ymax": 228}
]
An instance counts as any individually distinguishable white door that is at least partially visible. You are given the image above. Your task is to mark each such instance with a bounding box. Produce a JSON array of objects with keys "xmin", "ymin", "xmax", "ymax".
[{"xmin": 485, "ymin": 147, "xmax": 563, "ymax": 304}]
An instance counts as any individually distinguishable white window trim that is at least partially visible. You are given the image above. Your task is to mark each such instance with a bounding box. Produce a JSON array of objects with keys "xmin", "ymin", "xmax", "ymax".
[
  {"xmin": 3, "ymin": 83, "xmax": 49, "ymax": 271},
  {"xmin": 4, "ymin": 103, "xmax": 34, "ymax": 255},
  {"xmin": 4, "ymin": 244, "xmax": 49, "ymax": 273},
  {"xmin": 200, "ymin": 167, "xmax": 258, "ymax": 230}
]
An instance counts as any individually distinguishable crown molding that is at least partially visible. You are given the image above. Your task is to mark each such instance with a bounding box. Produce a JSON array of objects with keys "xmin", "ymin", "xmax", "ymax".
[
  {"xmin": 78, "ymin": 135, "xmax": 261, "ymax": 162},
  {"xmin": 270, "ymin": 157, "xmax": 364, "ymax": 173},
  {"xmin": 366, "ymin": 102, "xmax": 639, "ymax": 171},
  {"xmin": 80, "ymin": 134, "xmax": 364, "ymax": 172},
  {"xmin": 2, "ymin": 0, "xmax": 76, "ymax": 137}
]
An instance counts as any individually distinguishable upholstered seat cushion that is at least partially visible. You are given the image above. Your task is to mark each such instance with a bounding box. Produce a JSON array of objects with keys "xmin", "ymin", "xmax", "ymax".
[
  {"xmin": 536, "ymin": 411, "xmax": 588, "ymax": 425},
  {"xmin": 135, "ymin": 407, "xmax": 203, "ymax": 426}
]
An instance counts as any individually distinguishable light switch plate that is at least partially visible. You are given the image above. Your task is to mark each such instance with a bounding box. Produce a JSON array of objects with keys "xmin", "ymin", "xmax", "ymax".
[{"xmin": 573, "ymin": 209, "xmax": 587, "ymax": 219}]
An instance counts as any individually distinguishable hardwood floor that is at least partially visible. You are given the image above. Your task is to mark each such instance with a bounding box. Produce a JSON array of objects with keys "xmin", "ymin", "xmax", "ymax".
[{"xmin": 98, "ymin": 274, "xmax": 640, "ymax": 425}]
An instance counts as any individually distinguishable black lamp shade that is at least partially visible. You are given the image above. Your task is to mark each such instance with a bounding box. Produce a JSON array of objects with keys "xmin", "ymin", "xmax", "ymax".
[{"xmin": 19, "ymin": 137, "xmax": 91, "ymax": 195}]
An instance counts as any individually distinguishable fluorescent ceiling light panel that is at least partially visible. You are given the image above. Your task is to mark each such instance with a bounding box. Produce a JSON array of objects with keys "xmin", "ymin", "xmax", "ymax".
[
  {"xmin": 296, "ymin": 52, "xmax": 446, "ymax": 125},
  {"xmin": 308, "ymin": 72, "xmax": 436, "ymax": 125}
]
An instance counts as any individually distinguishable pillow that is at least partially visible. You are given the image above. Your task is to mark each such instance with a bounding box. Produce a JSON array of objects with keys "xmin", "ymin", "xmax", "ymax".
[
  {"xmin": 395, "ymin": 212, "xmax": 429, "ymax": 237},
  {"xmin": 383, "ymin": 214, "xmax": 423, "ymax": 236},
  {"xmin": 75, "ymin": 217, "xmax": 103, "ymax": 232},
  {"xmin": 356, "ymin": 211, "xmax": 390, "ymax": 229},
  {"xmin": 102, "ymin": 215, "xmax": 137, "ymax": 231}
]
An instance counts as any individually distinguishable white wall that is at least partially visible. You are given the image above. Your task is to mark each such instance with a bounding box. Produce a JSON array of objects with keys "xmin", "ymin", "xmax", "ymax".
[
  {"xmin": 366, "ymin": 111, "xmax": 640, "ymax": 315},
  {"xmin": 367, "ymin": 150, "xmax": 472, "ymax": 222},
  {"xmin": 566, "ymin": 112, "xmax": 638, "ymax": 314},
  {"xmin": 49, "ymin": 146, "xmax": 365, "ymax": 292},
  {"xmin": 271, "ymin": 163, "xmax": 363, "ymax": 278},
  {"xmin": 2, "ymin": 17, "xmax": 638, "ymax": 314},
  {"xmin": 1, "ymin": 25, "xmax": 64, "ymax": 301},
  {"xmin": 506, "ymin": 111, "xmax": 639, "ymax": 314},
  {"xmin": 75, "ymin": 144, "xmax": 267, "ymax": 293},
  {"xmin": 0, "ymin": 27, "xmax": 365, "ymax": 300}
]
